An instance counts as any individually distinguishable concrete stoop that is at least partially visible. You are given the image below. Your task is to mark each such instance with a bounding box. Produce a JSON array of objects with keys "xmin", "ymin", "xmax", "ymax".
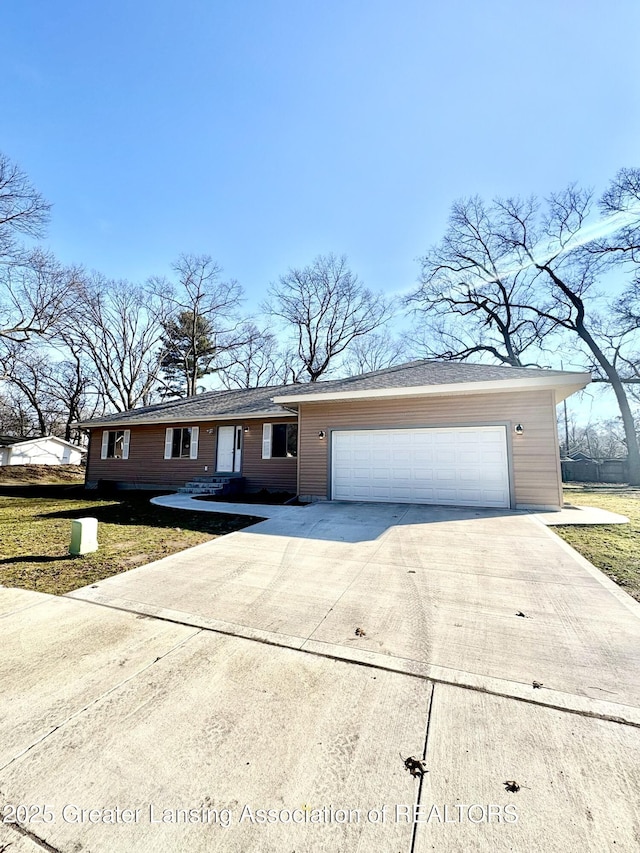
[{"xmin": 176, "ymin": 476, "xmax": 245, "ymax": 497}]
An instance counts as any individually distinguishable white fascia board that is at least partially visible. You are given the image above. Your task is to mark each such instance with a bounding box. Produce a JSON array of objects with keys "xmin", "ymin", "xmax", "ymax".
[
  {"xmin": 271, "ymin": 373, "xmax": 591, "ymax": 405},
  {"xmin": 554, "ymin": 384, "xmax": 590, "ymax": 404},
  {"xmin": 43, "ymin": 436, "xmax": 84, "ymax": 450},
  {"xmin": 73, "ymin": 410, "xmax": 298, "ymax": 430},
  {"xmin": 10, "ymin": 437, "xmax": 61, "ymax": 448}
]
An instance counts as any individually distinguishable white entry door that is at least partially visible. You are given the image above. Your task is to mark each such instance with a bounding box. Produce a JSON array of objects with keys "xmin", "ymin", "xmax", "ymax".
[
  {"xmin": 216, "ymin": 426, "xmax": 242, "ymax": 473},
  {"xmin": 331, "ymin": 426, "xmax": 510, "ymax": 508}
]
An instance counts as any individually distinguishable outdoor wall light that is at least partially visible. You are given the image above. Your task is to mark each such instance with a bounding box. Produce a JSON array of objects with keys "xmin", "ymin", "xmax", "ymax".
[
  {"xmin": 243, "ymin": 426, "xmax": 250, "ymax": 434},
  {"xmin": 514, "ymin": 424, "xmax": 524, "ymax": 435},
  {"xmin": 206, "ymin": 428, "xmax": 215, "ymax": 434},
  {"xmin": 318, "ymin": 430, "xmax": 326, "ymax": 439}
]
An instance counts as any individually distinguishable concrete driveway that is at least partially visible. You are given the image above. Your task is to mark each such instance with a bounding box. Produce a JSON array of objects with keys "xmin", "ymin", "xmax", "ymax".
[{"xmin": 2, "ymin": 501, "xmax": 640, "ymax": 851}]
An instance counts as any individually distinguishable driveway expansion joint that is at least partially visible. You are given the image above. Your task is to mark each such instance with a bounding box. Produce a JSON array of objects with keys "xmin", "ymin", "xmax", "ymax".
[
  {"xmin": 63, "ymin": 592, "xmax": 640, "ymax": 730},
  {"xmin": 5, "ymin": 820, "xmax": 63, "ymax": 853},
  {"xmin": 410, "ymin": 683, "xmax": 435, "ymax": 853}
]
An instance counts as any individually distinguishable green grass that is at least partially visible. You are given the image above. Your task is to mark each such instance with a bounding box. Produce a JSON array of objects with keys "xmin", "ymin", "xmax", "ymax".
[
  {"xmin": 553, "ymin": 486, "xmax": 640, "ymax": 601},
  {"xmin": 0, "ymin": 484, "xmax": 262, "ymax": 596}
]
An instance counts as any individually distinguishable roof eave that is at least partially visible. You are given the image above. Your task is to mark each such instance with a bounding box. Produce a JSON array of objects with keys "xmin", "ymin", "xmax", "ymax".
[{"xmin": 74, "ymin": 408, "xmax": 297, "ymax": 430}]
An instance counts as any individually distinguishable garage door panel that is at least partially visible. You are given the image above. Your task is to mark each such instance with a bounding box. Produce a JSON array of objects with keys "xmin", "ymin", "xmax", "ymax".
[
  {"xmin": 456, "ymin": 468, "xmax": 479, "ymax": 481},
  {"xmin": 480, "ymin": 449, "xmax": 506, "ymax": 461},
  {"xmin": 412, "ymin": 453, "xmax": 434, "ymax": 464},
  {"xmin": 483, "ymin": 489, "xmax": 509, "ymax": 502},
  {"xmin": 481, "ymin": 470, "xmax": 508, "ymax": 484},
  {"xmin": 371, "ymin": 487, "xmax": 391, "ymax": 499},
  {"xmin": 457, "ymin": 432, "xmax": 482, "ymax": 443},
  {"xmin": 352, "ymin": 449, "xmax": 371, "ymax": 462},
  {"xmin": 412, "ymin": 472, "xmax": 436, "ymax": 484},
  {"xmin": 331, "ymin": 427, "xmax": 510, "ymax": 508},
  {"xmin": 391, "ymin": 466, "xmax": 413, "ymax": 479},
  {"xmin": 334, "ymin": 452, "xmax": 354, "ymax": 465},
  {"xmin": 435, "ymin": 467, "xmax": 457, "ymax": 480},
  {"xmin": 433, "ymin": 432, "xmax": 455, "ymax": 444}
]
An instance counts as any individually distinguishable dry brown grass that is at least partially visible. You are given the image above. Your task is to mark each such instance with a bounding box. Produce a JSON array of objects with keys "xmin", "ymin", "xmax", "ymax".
[{"xmin": 0, "ymin": 464, "xmax": 85, "ymax": 485}]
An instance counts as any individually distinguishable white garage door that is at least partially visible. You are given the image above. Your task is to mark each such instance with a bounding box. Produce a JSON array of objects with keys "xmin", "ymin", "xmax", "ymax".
[{"xmin": 331, "ymin": 426, "xmax": 510, "ymax": 508}]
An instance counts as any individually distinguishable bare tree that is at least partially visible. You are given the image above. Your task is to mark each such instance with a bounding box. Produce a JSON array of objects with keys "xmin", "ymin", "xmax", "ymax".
[
  {"xmin": 0, "ymin": 342, "xmax": 50, "ymax": 435},
  {"xmin": 590, "ymin": 168, "xmax": 640, "ymax": 403},
  {"xmin": 0, "ymin": 339, "xmax": 95, "ymax": 441},
  {"xmin": 0, "ymin": 248, "xmax": 80, "ymax": 343},
  {"xmin": 265, "ymin": 253, "xmax": 394, "ymax": 382},
  {"xmin": 507, "ymin": 186, "xmax": 640, "ymax": 484},
  {"xmin": 407, "ymin": 197, "xmax": 552, "ymax": 366},
  {"xmin": 558, "ymin": 413, "xmax": 629, "ymax": 459},
  {"xmin": 408, "ymin": 183, "xmax": 640, "ymax": 485},
  {"xmin": 44, "ymin": 342, "xmax": 98, "ymax": 442},
  {"xmin": 0, "ymin": 152, "xmax": 77, "ymax": 341},
  {"xmin": 218, "ymin": 325, "xmax": 291, "ymax": 389},
  {"xmin": 341, "ymin": 331, "xmax": 409, "ymax": 375},
  {"xmin": 67, "ymin": 274, "xmax": 166, "ymax": 411},
  {"xmin": 594, "ymin": 167, "xmax": 640, "ymax": 274},
  {"xmin": 0, "ymin": 152, "xmax": 50, "ymax": 256},
  {"xmin": 0, "ymin": 390, "xmax": 33, "ymax": 436},
  {"xmin": 152, "ymin": 254, "xmax": 249, "ymax": 397}
]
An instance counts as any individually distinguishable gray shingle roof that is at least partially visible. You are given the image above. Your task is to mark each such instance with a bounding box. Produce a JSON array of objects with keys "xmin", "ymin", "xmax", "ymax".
[
  {"xmin": 76, "ymin": 384, "xmax": 296, "ymax": 427},
  {"xmin": 77, "ymin": 360, "xmax": 589, "ymax": 428},
  {"xmin": 0, "ymin": 435, "xmax": 24, "ymax": 447},
  {"xmin": 272, "ymin": 359, "xmax": 581, "ymax": 397}
]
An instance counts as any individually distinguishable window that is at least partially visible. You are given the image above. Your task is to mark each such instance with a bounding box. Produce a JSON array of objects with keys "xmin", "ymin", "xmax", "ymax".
[
  {"xmin": 100, "ymin": 429, "xmax": 130, "ymax": 460},
  {"xmin": 172, "ymin": 428, "xmax": 192, "ymax": 458},
  {"xmin": 262, "ymin": 423, "xmax": 297, "ymax": 459},
  {"xmin": 164, "ymin": 426, "xmax": 199, "ymax": 460}
]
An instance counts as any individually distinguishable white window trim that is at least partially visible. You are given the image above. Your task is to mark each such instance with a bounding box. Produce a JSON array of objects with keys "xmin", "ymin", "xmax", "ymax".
[
  {"xmin": 101, "ymin": 428, "xmax": 130, "ymax": 460},
  {"xmin": 262, "ymin": 422, "xmax": 298, "ymax": 459},
  {"xmin": 164, "ymin": 426, "xmax": 199, "ymax": 460}
]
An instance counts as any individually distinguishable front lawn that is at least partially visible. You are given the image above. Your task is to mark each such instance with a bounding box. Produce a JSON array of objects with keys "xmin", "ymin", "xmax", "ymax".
[
  {"xmin": 553, "ymin": 486, "xmax": 640, "ymax": 602},
  {"xmin": 0, "ymin": 485, "xmax": 262, "ymax": 595}
]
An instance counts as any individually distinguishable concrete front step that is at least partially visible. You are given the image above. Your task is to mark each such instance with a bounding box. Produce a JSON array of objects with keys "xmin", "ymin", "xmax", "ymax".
[
  {"xmin": 177, "ymin": 476, "xmax": 245, "ymax": 496},
  {"xmin": 177, "ymin": 485, "xmax": 224, "ymax": 495}
]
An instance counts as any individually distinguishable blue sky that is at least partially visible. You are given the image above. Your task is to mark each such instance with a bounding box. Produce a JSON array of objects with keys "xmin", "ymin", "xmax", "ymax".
[{"xmin": 2, "ymin": 1, "xmax": 640, "ymax": 418}]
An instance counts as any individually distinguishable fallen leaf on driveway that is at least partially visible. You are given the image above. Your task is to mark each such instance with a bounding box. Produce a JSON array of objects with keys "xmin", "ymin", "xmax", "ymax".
[{"xmin": 401, "ymin": 755, "xmax": 428, "ymax": 778}]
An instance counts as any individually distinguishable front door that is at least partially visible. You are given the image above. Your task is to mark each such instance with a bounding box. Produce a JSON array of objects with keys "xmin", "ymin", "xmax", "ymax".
[{"xmin": 216, "ymin": 425, "xmax": 242, "ymax": 473}]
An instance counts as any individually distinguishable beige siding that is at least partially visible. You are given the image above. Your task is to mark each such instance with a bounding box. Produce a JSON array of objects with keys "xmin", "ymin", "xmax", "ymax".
[
  {"xmin": 86, "ymin": 417, "xmax": 297, "ymax": 492},
  {"xmin": 298, "ymin": 390, "xmax": 562, "ymax": 508},
  {"xmin": 242, "ymin": 419, "xmax": 298, "ymax": 492}
]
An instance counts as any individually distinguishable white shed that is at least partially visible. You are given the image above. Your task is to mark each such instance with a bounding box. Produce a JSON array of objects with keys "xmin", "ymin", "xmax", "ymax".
[{"xmin": 0, "ymin": 435, "xmax": 85, "ymax": 466}]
